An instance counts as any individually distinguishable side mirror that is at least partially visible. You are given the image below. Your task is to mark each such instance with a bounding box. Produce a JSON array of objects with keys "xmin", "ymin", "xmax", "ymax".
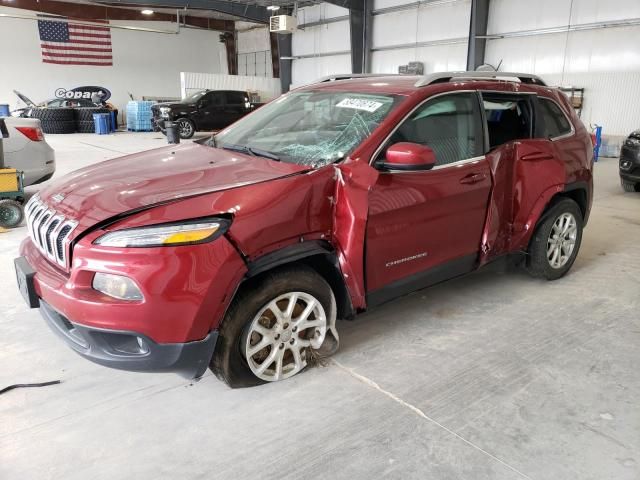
[{"xmin": 381, "ymin": 142, "xmax": 436, "ymax": 171}]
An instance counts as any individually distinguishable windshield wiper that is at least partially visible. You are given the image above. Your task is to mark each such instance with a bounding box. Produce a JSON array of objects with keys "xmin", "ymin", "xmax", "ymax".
[{"xmin": 222, "ymin": 144, "xmax": 280, "ymax": 161}]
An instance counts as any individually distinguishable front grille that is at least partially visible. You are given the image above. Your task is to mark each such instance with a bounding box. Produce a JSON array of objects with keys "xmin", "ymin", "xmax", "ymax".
[{"xmin": 25, "ymin": 195, "xmax": 78, "ymax": 270}]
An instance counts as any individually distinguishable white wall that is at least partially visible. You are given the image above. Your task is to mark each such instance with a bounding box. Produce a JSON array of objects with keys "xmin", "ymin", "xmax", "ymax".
[
  {"xmin": 485, "ymin": 0, "xmax": 640, "ymax": 135},
  {"xmin": 180, "ymin": 72, "xmax": 281, "ymax": 102},
  {"xmin": 371, "ymin": 0, "xmax": 469, "ymax": 73},
  {"xmin": 291, "ymin": 4, "xmax": 350, "ymax": 87},
  {"xmin": 236, "ymin": 22, "xmax": 273, "ymax": 77},
  {"xmin": 290, "ymin": 0, "xmax": 470, "ymax": 87},
  {"xmin": 0, "ymin": 5, "xmax": 227, "ymax": 112}
]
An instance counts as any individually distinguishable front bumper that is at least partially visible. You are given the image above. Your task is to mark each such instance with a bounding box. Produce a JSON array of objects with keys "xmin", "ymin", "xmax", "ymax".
[
  {"xmin": 620, "ymin": 144, "xmax": 640, "ymax": 182},
  {"xmin": 152, "ymin": 115, "xmax": 168, "ymax": 132},
  {"xmin": 40, "ymin": 300, "xmax": 217, "ymax": 378}
]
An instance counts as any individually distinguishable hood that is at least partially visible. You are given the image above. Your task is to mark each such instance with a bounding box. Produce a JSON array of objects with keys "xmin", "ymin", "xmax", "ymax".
[
  {"xmin": 38, "ymin": 143, "xmax": 309, "ymax": 232},
  {"xmin": 153, "ymin": 102, "xmax": 194, "ymax": 110},
  {"xmin": 13, "ymin": 90, "xmax": 36, "ymax": 107}
]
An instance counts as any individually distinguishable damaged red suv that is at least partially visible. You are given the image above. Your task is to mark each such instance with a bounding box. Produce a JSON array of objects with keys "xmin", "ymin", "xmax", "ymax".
[{"xmin": 15, "ymin": 72, "xmax": 593, "ymax": 388}]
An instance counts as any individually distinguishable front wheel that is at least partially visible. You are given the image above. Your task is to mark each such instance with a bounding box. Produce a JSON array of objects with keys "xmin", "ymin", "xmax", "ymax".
[
  {"xmin": 211, "ymin": 265, "xmax": 339, "ymax": 388},
  {"xmin": 526, "ymin": 198, "xmax": 583, "ymax": 280},
  {"xmin": 0, "ymin": 200, "xmax": 25, "ymax": 229},
  {"xmin": 176, "ymin": 118, "xmax": 195, "ymax": 139}
]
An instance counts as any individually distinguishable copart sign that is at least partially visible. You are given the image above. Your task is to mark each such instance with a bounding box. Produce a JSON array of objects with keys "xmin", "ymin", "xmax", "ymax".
[{"xmin": 55, "ymin": 86, "xmax": 112, "ymax": 101}]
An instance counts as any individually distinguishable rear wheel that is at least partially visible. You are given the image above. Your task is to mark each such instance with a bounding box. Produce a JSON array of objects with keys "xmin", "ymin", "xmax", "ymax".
[
  {"xmin": 0, "ymin": 200, "xmax": 24, "ymax": 229},
  {"xmin": 621, "ymin": 179, "xmax": 638, "ymax": 192},
  {"xmin": 526, "ymin": 198, "xmax": 583, "ymax": 280},
  {"xmin": 211, "ymin": 265, "xmax": 338, "ymax": 388}
]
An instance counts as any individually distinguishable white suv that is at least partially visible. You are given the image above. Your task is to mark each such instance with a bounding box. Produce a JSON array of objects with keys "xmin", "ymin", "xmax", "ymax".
[{"xmin": 2, "ymin": 117, "xmax": 55, "ymax": 186}]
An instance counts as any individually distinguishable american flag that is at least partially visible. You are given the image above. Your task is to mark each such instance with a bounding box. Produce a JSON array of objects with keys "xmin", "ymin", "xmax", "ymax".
[{"xmin": 38, "ymin": 17, "xmax": 113, "ymax": 66}]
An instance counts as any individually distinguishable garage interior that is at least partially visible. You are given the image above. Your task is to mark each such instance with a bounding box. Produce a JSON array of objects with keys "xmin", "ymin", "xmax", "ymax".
[{"xmin": 1, "ymin": 0, "xmax": 639, "ymax": 479}]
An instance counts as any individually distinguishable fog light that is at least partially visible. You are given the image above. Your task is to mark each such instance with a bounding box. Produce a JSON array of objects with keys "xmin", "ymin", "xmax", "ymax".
[{"xmin": 93, "ymin": 273, "xmax": 143, "ymax": 301}]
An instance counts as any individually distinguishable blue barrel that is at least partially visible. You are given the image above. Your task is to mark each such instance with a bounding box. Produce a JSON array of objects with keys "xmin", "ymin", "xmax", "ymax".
[
  {"xmin": 93, "ymin": 113, "xmax": 110, "ymax": 135},
  {"xmin": 110, "ymin": 111, "xmax": 117, "ymax": 132},
  {"xmin": 0, "ymin": 104, "xmax": 10, "ymax": 117}
]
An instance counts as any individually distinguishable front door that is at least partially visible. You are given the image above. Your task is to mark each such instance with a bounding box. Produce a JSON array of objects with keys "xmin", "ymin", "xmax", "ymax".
[{"xmin": 365, "ymin": 91, "xmax": 492, "ymax": 304}]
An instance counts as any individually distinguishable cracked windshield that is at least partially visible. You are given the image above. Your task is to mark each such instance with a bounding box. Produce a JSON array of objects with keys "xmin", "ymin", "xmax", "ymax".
[{"xmin": 214, "ymin": 91, "xmax": 401, "ymax": 168}]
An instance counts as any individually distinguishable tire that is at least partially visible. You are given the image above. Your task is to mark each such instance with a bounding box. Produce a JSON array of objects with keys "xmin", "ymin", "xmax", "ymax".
[
  {"xmin": 76, "ymin": 120, "xmax": 97, "ymax": 133},
  {"xmin": 526, "ymin": 198, "xmax": 583, "ymax": 280},
  {"xmin": 73, "ymin": 107, "xmax": 110, "ymax": 122},
  {"xmin": 0, "ymin": 200, "xmax": 24, "ymax": 229},
  {"xmin": 29, "ymin": 108, "xmax": 74, "ymax": 122},
  {"xmin": 176, "ymin": 118, "xmax": 195, "ymax": 139},
  {"xmin": 621, "ymin": 179, "xmax": 638, "ymax": 192},
  {"xmin": 41, "ymin": 120, "xmax": 75, "ymax": 134},
  {"xmin": 211, "ymin": 265, "xmax": 338, "ymax": 388}
]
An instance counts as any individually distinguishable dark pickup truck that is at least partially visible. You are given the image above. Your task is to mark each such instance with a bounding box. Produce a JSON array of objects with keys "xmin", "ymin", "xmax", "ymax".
[{"xmin": 152, "ymin": 90, "xmax": 262, "ymax": 139}]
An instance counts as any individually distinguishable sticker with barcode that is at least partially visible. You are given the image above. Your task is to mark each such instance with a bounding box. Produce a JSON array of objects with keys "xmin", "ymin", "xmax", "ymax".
[{"xmin": 336, "ymin": 98, "xmax": 383, "ymax": 113}]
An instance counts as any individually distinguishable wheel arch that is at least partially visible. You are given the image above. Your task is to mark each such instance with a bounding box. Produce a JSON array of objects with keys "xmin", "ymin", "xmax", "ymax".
[
  {"xmin": 243, "ymin": 240, "xmax": 355, "ymax": 321},
  {"xmin": 541, "ymin": 182, "xmax": 589, "ymax": 226}
]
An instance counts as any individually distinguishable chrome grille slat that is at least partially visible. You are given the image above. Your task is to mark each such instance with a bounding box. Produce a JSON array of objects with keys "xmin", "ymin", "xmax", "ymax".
[
  {"xmin": 24, "ymin": 196, "xmax": 77, "ymax": 270},
  {"xmin": 45, "ymin": 218, "xmax": 61, "ymax": 254}
]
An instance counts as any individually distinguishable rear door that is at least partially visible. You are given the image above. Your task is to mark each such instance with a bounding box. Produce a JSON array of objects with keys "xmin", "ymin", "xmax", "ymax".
[
  {"xmin": 196, "ymin": 92, "xmax": 225, "ymax": 130},
  {"xmin": 365, "ymin": 91, "xmax": 491, "ymax": 303},
  {"xmin": 478, "ymin": 91, "xmax": 569, "ymax": 261},
  {"xmin": 222, "ymin": 91, "xmax": 249, "ymax": 127}
]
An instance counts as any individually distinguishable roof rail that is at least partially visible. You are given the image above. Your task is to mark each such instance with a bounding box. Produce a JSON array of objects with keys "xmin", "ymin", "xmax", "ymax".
[
  {"xmin": 414, "ymin": 71, "xmax": 547, "ymax": 87},
  {"xmin": 313, "ymin": 73, "xmax": 403, "ymax": 84}
]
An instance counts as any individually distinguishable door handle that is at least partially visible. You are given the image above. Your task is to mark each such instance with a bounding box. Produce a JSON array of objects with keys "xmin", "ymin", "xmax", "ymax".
[
  {"xmin": 460, "ymin": 173, "xmax": 487, "ymax": 185},
  {"xmin": 521, "ymin": 151, "xmax": 554, "ymax": 162}
]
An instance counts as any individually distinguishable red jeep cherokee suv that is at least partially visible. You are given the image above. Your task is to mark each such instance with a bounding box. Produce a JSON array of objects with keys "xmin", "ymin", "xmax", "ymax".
[{"xmin": 15, "ymin": 72, "xmax": 593, "ymax": 388}]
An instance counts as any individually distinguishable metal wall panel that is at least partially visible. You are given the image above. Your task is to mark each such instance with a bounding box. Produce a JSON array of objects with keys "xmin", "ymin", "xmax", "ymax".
[
  {"xmin": 291, "ymin": 54, "xmax": 352, "ymax": 87},
  {"xmin": 372, "ymin": 43, "xmax": 467, "ymax": 73},
  {"xmin": 292, "ymin": 20, "xmax": 351, "ymax": 56},
  {"xmin": 297, "ymin": 3, "xmax": 349, "ymax": 24},
  {"xmin": 180, "ymin": 72, "xmax": 281, "ymax": 102},
  {"xmin": 489, "ymin": 0, "xmax": 640, "ymax": 34},
  {"xmin": 545, "ymin": 71, "xmax": 640, "ymax": 136},
  {"xmin": 486, "ymin": 25, "xmax": 640, "ymax": 135},
  {"xmin": 372, "ymin": 1, "xmax": 470, "ymax": 48}
]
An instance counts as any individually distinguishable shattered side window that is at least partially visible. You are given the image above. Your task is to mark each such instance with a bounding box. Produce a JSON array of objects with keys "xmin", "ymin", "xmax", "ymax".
[{"xmin": 215, "ymin": 91, "xmax": 401, "ymax": 168}]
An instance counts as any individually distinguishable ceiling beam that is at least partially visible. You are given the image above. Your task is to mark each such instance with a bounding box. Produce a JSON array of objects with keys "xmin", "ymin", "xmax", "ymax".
[
  {"xmin": 97, "ymin": 0, "xmax": 272, "ymax": 24},
  {"xmin": 0, "ymin": 0, "xmax": 235, "ymax": 30}
]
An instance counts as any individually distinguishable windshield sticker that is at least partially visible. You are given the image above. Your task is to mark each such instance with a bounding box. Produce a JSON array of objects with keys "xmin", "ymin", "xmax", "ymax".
[{"xmin": 336, "ymin": 98, "xmax": 384, "ymax": 113}]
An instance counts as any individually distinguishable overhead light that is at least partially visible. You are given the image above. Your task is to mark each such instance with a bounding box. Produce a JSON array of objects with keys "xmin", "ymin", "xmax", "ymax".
[
  {"xmin": 141, "ymin": 9, "xmax": 154, "ymax": 15},
  {"xmin": 266, "ymin": 5, "xmax": 280, "ymax": 11}
]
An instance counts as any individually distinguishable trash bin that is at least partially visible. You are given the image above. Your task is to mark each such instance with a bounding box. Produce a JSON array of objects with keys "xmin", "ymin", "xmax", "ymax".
[
  {"xmin": 93, "ymin": 113, "xmax": 110, "ymax": 135},
  {"xmin": 164, "ymin": 121, "xmax": 180, "ymax": 144}
]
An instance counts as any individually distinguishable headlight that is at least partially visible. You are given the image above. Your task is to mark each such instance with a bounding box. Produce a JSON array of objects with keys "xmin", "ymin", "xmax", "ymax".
[
  {"xmin": 94, "ymin": 219, "xmax": 229, "ymax": 248},
  {"xmin": 93, "ymin": 273, "xmax": 143, "ymax": 301},
  {"xmin": 159, "ymin": 107, "xmax": 170, "ymax": 117}
]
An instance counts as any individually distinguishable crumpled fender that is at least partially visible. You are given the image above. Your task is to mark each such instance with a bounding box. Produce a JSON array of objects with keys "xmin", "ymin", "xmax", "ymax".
[
  {"xmin": 333, "ymin": 160, "xmax": 379, "ymax": 310},
  {"xmin": 511, "ymin": 183, "xmax": 565, "ymax": 251}
]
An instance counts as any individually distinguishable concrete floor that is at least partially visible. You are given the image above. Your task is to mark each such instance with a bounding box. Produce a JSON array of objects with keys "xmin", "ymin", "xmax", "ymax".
[{"xmin": 1, "ymin": 132, "xmax": 639, "ymax": 480}]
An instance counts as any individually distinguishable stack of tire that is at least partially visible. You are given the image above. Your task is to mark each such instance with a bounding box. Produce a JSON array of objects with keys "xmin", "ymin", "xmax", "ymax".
[
  {"xmin": 74, "ymin": 107, "xmax": 111, "ymax": 133},
  {"xmin": 29, "ymin": 108, "xmax": 75, "ymax": 134}
]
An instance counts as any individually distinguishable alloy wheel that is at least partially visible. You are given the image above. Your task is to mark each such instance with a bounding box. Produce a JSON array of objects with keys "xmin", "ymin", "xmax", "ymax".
[
  {"xmin": 243, "ymin": 292, "xmax": 327, "ymax": 382},
  {"xmin": 546, "ymin": 212, "xmax": 577, "ymax": 269},
  {"xmin": 178, "ymin": 120, "xmax": 193, "ymax": 137}
]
